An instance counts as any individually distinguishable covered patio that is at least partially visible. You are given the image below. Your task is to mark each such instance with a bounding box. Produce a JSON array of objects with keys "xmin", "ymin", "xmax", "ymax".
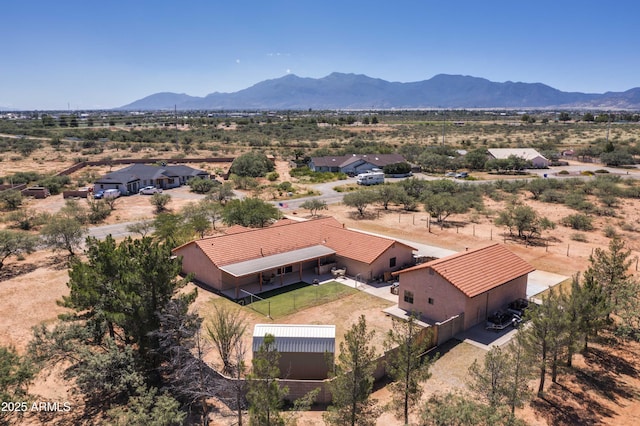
[{"xmin": 219, "ymin": 245, "xmax": 337, "ymax": 300}]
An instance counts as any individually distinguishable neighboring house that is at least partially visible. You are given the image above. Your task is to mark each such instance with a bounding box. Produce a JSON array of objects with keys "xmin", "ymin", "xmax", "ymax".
[
  {"xmin": 308, "ymin": 153, "xmax": 406, "ymax": 174},
  {"xmin": 172, "ymin": 217, "xmax": 415, "ymax": 299},
  {"xmin": 252, "ymin": 324, "xmax": 335, "ymax": 379},
  {"xmin": 392, "ymin": 244, "xmax": 534, "ymax": 333},
  {"xmin": 487, "ymin": 148, "xmax": 549, "ymax": 168},
  {"xmin": 93, "ymin": 163, "xmax": 209, "ymax": 194}
]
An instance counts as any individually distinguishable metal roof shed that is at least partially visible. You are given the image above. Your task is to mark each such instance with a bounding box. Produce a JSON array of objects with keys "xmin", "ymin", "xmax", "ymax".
[{"xmin": 252, "ymin": 324, "xmax": 336, "ymax": 380}]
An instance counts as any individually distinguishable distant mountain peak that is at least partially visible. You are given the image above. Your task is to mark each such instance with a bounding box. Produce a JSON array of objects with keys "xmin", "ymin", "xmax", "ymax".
[{"xmin": 118, "ymin": 73, "xmax": 640, "ymax": 110}]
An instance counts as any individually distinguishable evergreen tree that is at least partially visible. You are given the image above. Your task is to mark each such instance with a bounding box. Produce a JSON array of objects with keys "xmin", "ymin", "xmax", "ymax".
[
  {"xmin": 384, "ymin": 315, "xmax": 436, "ymax": 424},
  {"xmin": 325, "ymin": 315, "xmax": 378, "ymax": 426},
  {"xmin": 247, "ymin": 334, "xmax": 288, "ymax": 425},
  {"xmin": 519, "ymin": 288, "xmax": 567, "ymax": 397}
]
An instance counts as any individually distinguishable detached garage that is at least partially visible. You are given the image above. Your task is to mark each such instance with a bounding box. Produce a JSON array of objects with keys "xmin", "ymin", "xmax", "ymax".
[{"xmin": 252, "ymin": 324, "xmax": 335, "ymax": 380}]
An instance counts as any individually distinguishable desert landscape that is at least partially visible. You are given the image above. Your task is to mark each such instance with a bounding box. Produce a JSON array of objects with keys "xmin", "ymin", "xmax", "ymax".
[{"xmin": 1, "ymin": 114, "xmax": 640, "ymax": 425}]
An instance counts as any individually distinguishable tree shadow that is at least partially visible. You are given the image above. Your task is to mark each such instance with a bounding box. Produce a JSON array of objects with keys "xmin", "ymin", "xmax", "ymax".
[
  {"xmin": 531, "ymin": 341, "xmax": 639, "ymax": 425},
  {"xmin": 531, "ymin": 388, "xmax": 604, "ymax": 426},
  {"xmin": 347, "ymin": 210, "xmax": 378, "ymax": 220},
  {"xmin": 583, "ymin": 346, "xmax": 638, "ymax": 378}
]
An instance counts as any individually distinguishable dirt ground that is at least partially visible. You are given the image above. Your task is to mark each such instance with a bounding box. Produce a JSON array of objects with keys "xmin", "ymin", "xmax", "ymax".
[{"xmin": 2, "ymin": 159, "xmax": 640, "ymax": 424}]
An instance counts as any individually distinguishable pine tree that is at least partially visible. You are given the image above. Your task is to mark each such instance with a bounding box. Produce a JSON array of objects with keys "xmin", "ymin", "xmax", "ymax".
[
  {"xmin": 325, "ymin": 315, "xmax": 378, "ymax": 426},
  {"xmin": 384, "ymin": 315, "xmax": 436, "ymax": 424},
  {"xmin": 247, "ymin": 334, "xmax": 288, "ymax": 425},
  {"xmin": 519, "ymin": 289, "xmax": 567, "ymax": 396}
]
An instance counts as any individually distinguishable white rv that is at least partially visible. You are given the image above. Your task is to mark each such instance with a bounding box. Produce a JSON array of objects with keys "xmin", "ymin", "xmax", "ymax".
[{"xmin": 356, "ymin": 171, "xmax": 384, "ymax": 185}]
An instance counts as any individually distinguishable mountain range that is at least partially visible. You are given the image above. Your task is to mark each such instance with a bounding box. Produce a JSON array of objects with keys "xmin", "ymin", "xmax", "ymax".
[{"xmin": 119, "ymin": 73, "xmax": 640, "ymax": 111}]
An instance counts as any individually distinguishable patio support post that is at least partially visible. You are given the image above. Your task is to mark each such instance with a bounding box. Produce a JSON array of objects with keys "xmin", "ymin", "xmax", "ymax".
[
  {"xmin": 259, "ymin": 272, "xmax": 263, "ymax": 291},
  {"xmin": 299, "ymin": 262, "xmax": 302, "ymax": 280},
  {"xmin": 235, "ymin": 276, "xmax": 239, "ymax": 299}
]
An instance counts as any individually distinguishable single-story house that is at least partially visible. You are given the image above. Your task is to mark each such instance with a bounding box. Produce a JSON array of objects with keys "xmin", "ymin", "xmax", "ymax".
[
  {"xmin": 93, "ymin": 163, "xmax": 209, "ymax": 194},
  {"xmin": 392, "ymin": 244, "xmax": 534, "ymax": 332},
  {"xmin": 172, "ymin": 217, "xmax": 416, "ymax": 299},
  {"xmin": 308, "ymin": 153, "xmax": 407, "ymax": 174},
  {"xmin": 253, "ymin": 324, "xmax": 335, "ymax": 380},
  {"xmin": 487, "ymin": 148, "xmax": 549, "ymax": 168}
]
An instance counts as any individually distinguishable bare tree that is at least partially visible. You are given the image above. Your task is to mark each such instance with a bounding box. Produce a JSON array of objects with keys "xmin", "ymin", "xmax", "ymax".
[{"xmin": 206, "ymin": 304, "xmax": 247, "ymax": 376}]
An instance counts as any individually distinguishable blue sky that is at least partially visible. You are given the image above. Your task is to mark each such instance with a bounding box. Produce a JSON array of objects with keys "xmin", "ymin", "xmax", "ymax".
[{"xmin": 2, "ymin": 0, "xmax": 639, "ymax": 110}]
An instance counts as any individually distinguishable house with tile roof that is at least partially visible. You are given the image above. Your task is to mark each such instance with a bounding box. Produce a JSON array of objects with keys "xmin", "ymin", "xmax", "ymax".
[
  {"xmin": 392, "ymin": 243, "xmax": 534, "ymax": 332},
  {"xmin": 172, "ymin": 217, "xmax": 416, "ymax": 299},
  {"xmin": 487, "ymin": 148, "xmax": 549, "ymax": 168},
  {"xmin": 308, "ymin": 153, "xmax": 406, "ymax": 174},
  {"xmin": 93, "ymin": 163, "xmax": 209, "ymax": 194}
]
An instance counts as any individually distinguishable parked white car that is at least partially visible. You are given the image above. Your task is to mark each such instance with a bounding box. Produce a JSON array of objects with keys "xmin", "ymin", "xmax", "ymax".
[
  {"xmin": 103, "ymin": 189, "xmax": 121, "ymax": 199},
  {"xmin": 139, "ymin": 186, "xmax": 163, "ymax": 195}
]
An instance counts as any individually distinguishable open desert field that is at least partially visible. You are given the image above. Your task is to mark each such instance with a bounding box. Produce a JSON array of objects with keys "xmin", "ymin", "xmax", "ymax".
[{"xmin": 2, "ymin": 116, "xmax": 640, "ymax": 425}]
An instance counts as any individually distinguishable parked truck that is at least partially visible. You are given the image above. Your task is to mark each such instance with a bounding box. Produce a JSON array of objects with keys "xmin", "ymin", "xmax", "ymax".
[{"xmin": 356, "ymin": 171, "xmax": 384, "ymax": 185}]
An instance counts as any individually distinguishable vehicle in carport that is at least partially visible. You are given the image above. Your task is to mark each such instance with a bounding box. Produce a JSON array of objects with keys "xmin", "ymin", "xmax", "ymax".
[
  {"xmin": 507, "ymin": 298, "xmax": 530, "ymax": 317},
  {"xmin": 486, "ymin": 310, "xmax": 521, "ymax": 331}
]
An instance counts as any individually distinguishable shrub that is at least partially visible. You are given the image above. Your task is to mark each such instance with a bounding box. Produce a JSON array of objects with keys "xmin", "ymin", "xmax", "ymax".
[
  {"xmin": 603, "ymin": 224, "xmax": 618, "ymax": 238},
  {"xmin": 619, "ymin": 221, "xmax": 637, "ymax": 232},
  {"xmin": 558, "ymin": 170, "xmax": 570, "ymax": 175},
  {"xmin": 561, "ymin": 213, "xmax": 594, "ymax": 231},
  {"xmin": 266, "ymin": 171, "xmax": 280, "ymax": 182},
  {"xmin": 594, "ymin": 169, "xmax": 610, "ymax": 174},
  {"xmin": 229, "ymin": 152, "xmax": 274, "ymax": 177},
  {"xmin": 570, "ymin": 233, "xmax": 588, "ymax": 242},
  {"xmin": 188, "ymin": 177, "xmax": 218, "ymax": 194},
  {"xmin": 383, "ymin": 162, "xmax": 412, "ymax": 175}
]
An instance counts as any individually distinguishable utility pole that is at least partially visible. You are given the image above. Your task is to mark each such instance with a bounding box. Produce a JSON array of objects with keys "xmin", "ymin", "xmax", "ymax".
[
  {"xmin": 441, "ymin": 111, "xmax": 446, "ymax": 146},
  {"xmin": 174, "ymin": 104, "xmax": 179, "ymax": 147}
]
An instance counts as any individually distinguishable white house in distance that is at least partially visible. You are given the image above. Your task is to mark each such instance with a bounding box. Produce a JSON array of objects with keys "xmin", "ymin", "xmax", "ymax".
[
  {"xmin": 308, "ymin": 153, "xmax": 406, "ymax": 174},
  {"xmin": 487, "ymin": 148, "xmax": 549, "ymax": 168}
]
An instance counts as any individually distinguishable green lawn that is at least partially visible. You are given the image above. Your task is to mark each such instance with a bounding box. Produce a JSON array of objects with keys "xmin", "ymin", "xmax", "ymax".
[{"xmin": 247, "ymin": 281, "xmax": 358, "ymax": 319}]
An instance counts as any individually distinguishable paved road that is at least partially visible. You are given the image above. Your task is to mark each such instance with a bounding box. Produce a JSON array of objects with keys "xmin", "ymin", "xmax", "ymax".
[{"xmin": 88, "ymin": 161, "xmax": 640, "ymax": 240}]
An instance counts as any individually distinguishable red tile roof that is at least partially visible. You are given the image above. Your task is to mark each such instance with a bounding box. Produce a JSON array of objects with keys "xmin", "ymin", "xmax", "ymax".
[
  {"xmin": 395, "ymin": 244, "xmax": 534, "ymax": 298},
  {"xmin": 173, "ymin": 217, "xmax": 415, "ymax": 267}
]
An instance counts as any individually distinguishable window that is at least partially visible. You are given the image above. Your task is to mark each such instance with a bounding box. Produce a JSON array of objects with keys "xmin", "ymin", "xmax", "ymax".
[
  {"xmin": 404, "ymin": 290, "xmax": 414, "ymax": 304},
  {"xmin": 389, "ymin": 257, "xmax": 397, "ymax": 268},
  {"xmin": 276, "ymin": 265, "xmax": 293, "ymax": 275},
  {"xmin": 428, "ymin": 297, "xmax": 434, "ymax": 305}
]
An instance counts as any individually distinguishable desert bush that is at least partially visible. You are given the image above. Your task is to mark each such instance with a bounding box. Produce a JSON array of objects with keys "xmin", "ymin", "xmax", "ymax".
[
  {"xmin": 570, "ymin": 233, "xmax": 588, "ymax": 242},
  {"xmin": 603, "ymin": 224, "xmax": 618, "ymax": 238},
  {"xmin": 557, "ymin": 170, "xmax": 570, "ymax": 175},
  {"xmin": 561, "ymin": 213, "xmax": 594, "ymax": 230},
  {"xmin": 539, "ymin": 189, "xmax": 565, "ymax": 204}
]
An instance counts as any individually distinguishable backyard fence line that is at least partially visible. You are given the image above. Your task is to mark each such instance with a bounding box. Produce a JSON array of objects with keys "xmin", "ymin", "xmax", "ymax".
[{"xmin": 391, "ymin": 211, "xmax": 637, "ymax": 262}]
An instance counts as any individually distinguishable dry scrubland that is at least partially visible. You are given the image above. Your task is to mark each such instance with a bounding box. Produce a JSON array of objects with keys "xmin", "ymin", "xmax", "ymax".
[{"xmin": 2, "ymin": 117, "xmax": 640, "ymax": 425}]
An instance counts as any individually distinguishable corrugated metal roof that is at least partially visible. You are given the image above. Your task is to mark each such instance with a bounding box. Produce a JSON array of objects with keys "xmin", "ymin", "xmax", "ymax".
[
  {"xmin": 487, "ymin": 148, "xmax": 548, "ymax": 161},
  {"xmin": 252, "ymin": 324, "xmax": 336, "ymax": 353},
  {"xmin": 220, "ymin": 245, "xmax": 336, "ymax": 277}
]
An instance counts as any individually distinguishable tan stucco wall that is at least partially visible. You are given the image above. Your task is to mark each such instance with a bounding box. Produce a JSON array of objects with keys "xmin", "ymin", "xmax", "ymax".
[
  {"xmin": 336, "ymin": 243, "xmax": 414, "ymax": 281},
  {"xmin": 398, "ymin": 269, "xmax": 467, "ymax": 322},
  {"xmin": 174, "ymin": 244, "xmax": 222, "ymax": 290},
  {"xmin": 464, "ymin": 275, "xmax": 527, "ymax": 329},
  {"xmin": 397, "ymin": 268, "xmax": 528, "ymax": 331}
]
